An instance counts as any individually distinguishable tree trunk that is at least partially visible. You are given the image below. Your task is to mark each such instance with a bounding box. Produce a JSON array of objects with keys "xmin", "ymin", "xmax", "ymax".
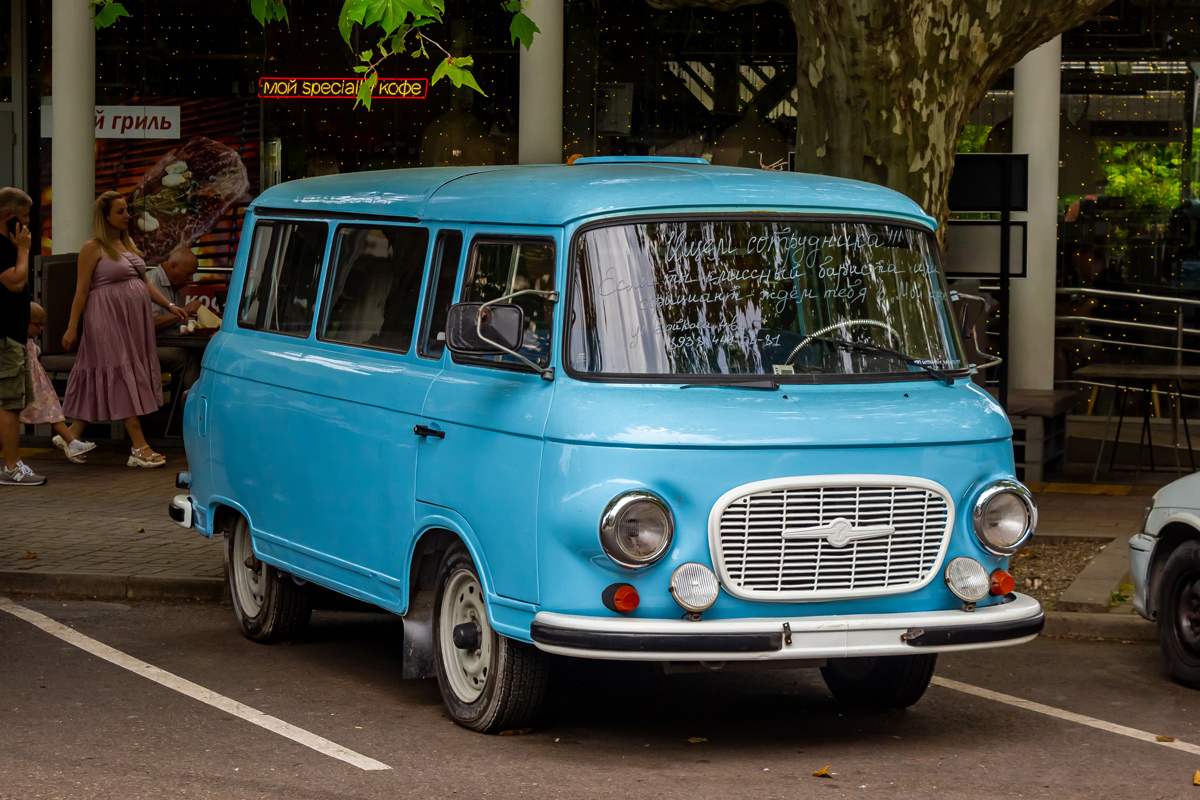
[{"xmin": 649, "ymin": 0, "xmax": 1112, "ymax": 230}]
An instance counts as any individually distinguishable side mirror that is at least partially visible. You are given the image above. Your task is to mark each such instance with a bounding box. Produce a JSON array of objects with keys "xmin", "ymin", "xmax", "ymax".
[{"xmin": 445, "ymin": 302, "xmax": 525, "ymax": 355}]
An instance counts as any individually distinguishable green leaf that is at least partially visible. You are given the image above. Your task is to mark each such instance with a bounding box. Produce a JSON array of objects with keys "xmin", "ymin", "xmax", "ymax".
[
  {"xmin": 339, "ymin": 0, "xmax": 370, "ymax": 42},
  {"xmin": 503, "ymin": 0, "xmax": 522, "ymax": 12},
  {"xmin": 389, "ymin": 28, "xmax": 409, "ymax": 54},
  {"xmin": 509, "ymin": 12, "xmax": 539, "ymax": 50},
  {"xmin": 270, "ymin": 0, "xmax": 289, "ymax": 25},
  {"xmin": 456, "ymin": 67, "xmax": 486, "ymax": 96},
  {"xmin": 430, "ymin": 58, "xmax": 451, "ymax": 87},
  {"xmin": 353, "ymin": 65, "xmax": 369, "ymax": 73},
  {"xmin": 92, "ymin": 1, "xmax": 131, "ymax": 29},
  {"xmin": 360, "ymin": 49, "xmax": 374, "ymax": 61},
  {"xmin": 354, "ymin": 72, "xmax": 379, "ymax": 111},
  {"xmin": 249, "ymin": 0, "xmax": 267, "ymax": 25},
  {"xmin": 431, "ymin": 57, "xmax": 486, "ymax": 96},
  {"xmin": 360, "ymin": 0, "xmax": 440, "ymax": 36}
]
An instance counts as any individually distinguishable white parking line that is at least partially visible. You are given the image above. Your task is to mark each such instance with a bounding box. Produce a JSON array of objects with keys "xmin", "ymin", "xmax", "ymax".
[
  {"xmin": 0, "ymin": 597, "xmax": 391, "ymax": 771},
  {"xmin": 934, "ymin": 676, "xmax": 1200, "ymax": 756}
]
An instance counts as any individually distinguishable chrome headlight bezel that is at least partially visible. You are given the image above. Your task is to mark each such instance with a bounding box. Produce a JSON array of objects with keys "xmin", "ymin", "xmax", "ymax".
[
  {"xmin": 599, "ymin": 491, "xmax": 675, "ymax": 569},
  {"xmin": 972, "ymin": 480, "xmax": 1036, "ymax": 556}
]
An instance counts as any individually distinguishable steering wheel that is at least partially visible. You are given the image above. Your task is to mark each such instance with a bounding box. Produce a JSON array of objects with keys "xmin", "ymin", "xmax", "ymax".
[{"xmin": 784, "ymin": 319, "xmax": 902, "ymax": 366}]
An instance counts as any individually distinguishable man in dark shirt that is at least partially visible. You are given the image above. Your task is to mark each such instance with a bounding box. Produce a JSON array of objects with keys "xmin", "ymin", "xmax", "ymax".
[{"xmin": 0, "ymin": 187, "xmax": 45, "ymax": 486}]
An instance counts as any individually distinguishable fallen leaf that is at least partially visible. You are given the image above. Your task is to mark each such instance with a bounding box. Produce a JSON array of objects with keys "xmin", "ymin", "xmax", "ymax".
[
  {"xmin": 25, "ymin": 551, "xmax": 36, "ymax": 559},
  {"xmin": 136, "ymin": 527, "xmax": 145, "ymax": 533},
  {"xmin": 687, "ymin": 737, "xmax": 708, "ymax": 744},
  {"xmin": 1156, "ymin": 734, "xmax": 1174, "ymax": 742},
  {"xmin": 1194, "ymin": 770, "xmax": 1200, "ymax": 786},
  {"xmin": 498, "ymin": 728, "xmax": 533, "ymax": 736},
  {"xmin": 813, "ymin": 765, "xmax": 832, "ymax": 778}
]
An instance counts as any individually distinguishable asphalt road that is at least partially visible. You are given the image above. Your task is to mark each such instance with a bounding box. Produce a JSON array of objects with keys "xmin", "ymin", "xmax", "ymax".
[{"xmin": 1, "ymin": 597, "xmax": 1196, "ymax": 800}]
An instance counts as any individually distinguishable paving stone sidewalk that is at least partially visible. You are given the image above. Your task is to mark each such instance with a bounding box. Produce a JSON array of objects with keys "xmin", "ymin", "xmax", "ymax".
[
  {"xmin": 0, "ymin": 443, "xmax": 223, "ymax": 599},
  {"xmin": 0, "ymin": 445, "xmax": 1171, "ymax": 639}
]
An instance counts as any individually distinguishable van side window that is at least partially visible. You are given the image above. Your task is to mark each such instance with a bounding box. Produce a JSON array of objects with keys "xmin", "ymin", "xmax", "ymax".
[
  {"xmin": 460, "ymin": 240, "xmax": 555, "ymax": 368},
  {"xmin": 321, "ymin": 225, "xmax": 430, "ymax": 353},
  {"xmin": 418, "ymin": 230, "xmax": 463, "ymax": 359},
  {"xmin": 237, "ymin": 220, "xmax": 328, "ymax": 336}
]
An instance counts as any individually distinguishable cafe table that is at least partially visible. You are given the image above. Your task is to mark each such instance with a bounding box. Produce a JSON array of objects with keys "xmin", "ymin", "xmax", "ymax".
[{"xmin": 1073, "ymin": 363, "xmax": 1200, "ymax": 480}]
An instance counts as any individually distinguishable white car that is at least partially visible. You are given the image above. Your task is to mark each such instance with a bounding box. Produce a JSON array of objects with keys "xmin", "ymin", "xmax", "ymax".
[{"xmin": 1130, "ymin": 472, "xmax": 1200, "ymax": 689}]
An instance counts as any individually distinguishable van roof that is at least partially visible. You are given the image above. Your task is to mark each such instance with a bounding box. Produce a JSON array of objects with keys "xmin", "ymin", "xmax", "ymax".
[{"xmin": 252, "ymin": 160, "xmax": 936, "ymax": 229}]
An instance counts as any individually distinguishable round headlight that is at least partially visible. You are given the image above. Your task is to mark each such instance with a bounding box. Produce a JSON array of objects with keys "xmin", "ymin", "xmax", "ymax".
[
  {"xmin": 599, "ymin": 491, "xmax": 674, "ymax": 569},
  {"xmin": 945, "ymin": 557, "xmax": 990, "ymax": 603},
  {"xmin": 972, "ymin": 481, "xmax": 1036, "ymax": 555},
  {"xmin": 670, "ymin": 562, "xmax": 720, "ymax": 613}
]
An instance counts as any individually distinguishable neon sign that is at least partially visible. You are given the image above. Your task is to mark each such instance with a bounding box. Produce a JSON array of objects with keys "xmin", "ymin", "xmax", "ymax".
[{"xmin": 258, "ymin": 77, "xmax": 428, "ymax": 100}]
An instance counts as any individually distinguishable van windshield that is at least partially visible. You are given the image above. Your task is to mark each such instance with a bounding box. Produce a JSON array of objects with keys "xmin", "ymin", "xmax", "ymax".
[{"xmin": 566, "ymin": 218, "xmax": 966, "ymax": 381}]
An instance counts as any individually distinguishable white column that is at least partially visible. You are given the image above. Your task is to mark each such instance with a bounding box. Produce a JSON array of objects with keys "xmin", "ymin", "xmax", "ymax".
[
  {"xmin": 51, "ymin": 0, "xmax": 95, "ymax": 255},
  {"xmin": 518, "ymin": 0, "xmax": 563, "ymax": 164},
  {"xmin": 1009, "ymin": 36, "xmax": 1061, "ymax": 391}
]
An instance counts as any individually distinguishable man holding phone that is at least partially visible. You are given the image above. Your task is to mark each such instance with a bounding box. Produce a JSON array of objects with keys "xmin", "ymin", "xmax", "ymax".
[{"xmin": 0, "ymin": 187, "xmax": 45, "ymax": 486}]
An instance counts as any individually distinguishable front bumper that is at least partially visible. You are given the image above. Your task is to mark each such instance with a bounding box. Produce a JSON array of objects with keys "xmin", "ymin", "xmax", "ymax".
[
  {"xmin": 168, "ymin": 493, "xmax": 193, "ymax": 529},
  {"xmin": 1129, "ymin": 532, "xmax": 1156, "ymax": 620},
  {"xmin": 530, "ymin": 592, "xmax": 1044, "ymax": 661}
]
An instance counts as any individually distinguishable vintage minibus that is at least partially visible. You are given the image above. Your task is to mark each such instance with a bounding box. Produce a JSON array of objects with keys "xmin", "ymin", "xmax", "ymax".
[{"xmin": 170, "ymin": 157, "xmax": 1043, "ymax": 733}]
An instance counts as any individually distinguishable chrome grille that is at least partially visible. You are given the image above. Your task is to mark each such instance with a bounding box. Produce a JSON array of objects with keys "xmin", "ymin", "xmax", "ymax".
[{"xmin": 714, "ymin": 481, "xmax": 952, "ymax": 600}]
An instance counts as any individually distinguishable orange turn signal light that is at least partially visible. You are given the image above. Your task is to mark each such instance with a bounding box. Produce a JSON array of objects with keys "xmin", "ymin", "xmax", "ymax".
[
  {"xmin": 602, "ymin": 583, "xmax": 640, "ymax": 613},
  {"xmin": 989, "ymin": 569, "xmax": 1015, "ymax": 596}
]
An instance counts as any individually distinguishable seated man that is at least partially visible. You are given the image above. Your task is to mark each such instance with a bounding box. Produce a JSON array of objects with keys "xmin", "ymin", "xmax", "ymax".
[{"xmin": 151, "ymin": 246, "xmax": 204, "ymax": 393}]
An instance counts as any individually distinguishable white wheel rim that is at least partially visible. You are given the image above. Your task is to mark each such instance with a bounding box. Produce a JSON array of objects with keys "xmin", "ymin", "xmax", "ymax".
[
  {"xmin": 232, "ymin": 523, "xmax": 265, "ymax": 616},
  {"xmin": 440, "ymin": 568, "xmax": 492, "ymax": 703}
]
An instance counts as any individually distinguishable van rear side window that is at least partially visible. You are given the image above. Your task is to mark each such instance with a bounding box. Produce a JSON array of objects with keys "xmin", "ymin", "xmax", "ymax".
[
  {"xmin": 321, "ymin": 225, "xmax": 430, "ymax": 353},
  {"xmin": 237, "ymin": 220, "xmax": 329, "ymax": 336}
]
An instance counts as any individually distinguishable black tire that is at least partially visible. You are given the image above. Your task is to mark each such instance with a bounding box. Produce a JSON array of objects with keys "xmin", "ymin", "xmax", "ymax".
[
  {"xmin": 224, "ymin": 515, "xmax": 312, "ymax": 643},
  {"xmin": 820, "ymin": 654, "xmax": 937, "ymax": 710},
  {"xmin": 1157, "ymin": 540, "xmax": 1200, "ymax": 689},
  {"xmin": 433, "ymin": 545, "xmax": 549, "ymax": 733}
]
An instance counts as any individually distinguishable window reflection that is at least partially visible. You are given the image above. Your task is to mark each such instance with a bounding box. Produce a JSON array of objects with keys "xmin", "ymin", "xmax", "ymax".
[{"xmin": 568, "ymin": 219, "xmax": 964, "ymax": 380}]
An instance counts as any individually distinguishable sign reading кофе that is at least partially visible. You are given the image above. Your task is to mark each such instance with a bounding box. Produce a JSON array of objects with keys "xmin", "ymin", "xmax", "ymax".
[{"xmin": 257, "ymin": 77, "xmax": 428, "ymax": 100}]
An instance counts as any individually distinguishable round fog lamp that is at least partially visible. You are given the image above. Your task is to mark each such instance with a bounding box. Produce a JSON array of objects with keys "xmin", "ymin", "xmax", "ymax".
[
  {"xmin": 945, "ymin": 557, "xmax": 990, "ymax": 603},
  {"xmin": 973, "ymin": 481, "xmax": 1036, "ymax": 555},
  {"xmin": 599, "ymin": 491, "xmax": 674, "ymax": 569},
  {"xmin": 670, "ymin": 562, "xmax": 720, "ymax": 613}
]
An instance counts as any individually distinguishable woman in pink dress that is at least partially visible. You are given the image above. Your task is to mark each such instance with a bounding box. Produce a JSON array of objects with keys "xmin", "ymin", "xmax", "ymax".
[{"xmin": 61, "ymin": 191, "xmax": 186, "ymax": 467}]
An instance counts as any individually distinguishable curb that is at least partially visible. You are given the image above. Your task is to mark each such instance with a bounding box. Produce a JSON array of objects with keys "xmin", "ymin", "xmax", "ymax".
[
  {"xmin": 0, "ymin": 570, "xmax": 1158, "ymax": 643},
  {"xmin": 1055, "ymin": 535, "xmax": 1134, "ymax": 613},
  {"xmin": 0, "ymin": 570, "xmax": 225, "ymax": 603},
  {"xmin": 1043, "ymin": 610, "xmax": 1156, "ymax": 641}
]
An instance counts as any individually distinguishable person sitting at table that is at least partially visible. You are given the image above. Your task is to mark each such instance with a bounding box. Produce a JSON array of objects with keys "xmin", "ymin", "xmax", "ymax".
[{"xmin": 150, "ymin": 245, "xmax": 203, "ymax": 393}]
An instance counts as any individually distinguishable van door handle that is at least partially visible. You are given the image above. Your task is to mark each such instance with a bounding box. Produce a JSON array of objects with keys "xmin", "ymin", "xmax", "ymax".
[{"xmin": 413, "ymin": 425, "xmax": 445, "ymax": 439}]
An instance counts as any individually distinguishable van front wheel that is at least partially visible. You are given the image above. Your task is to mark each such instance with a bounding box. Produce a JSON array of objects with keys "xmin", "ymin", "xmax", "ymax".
[
  {"xmin": 820, "ymin": 653, "xmax": 937, "ymax": 710},
  {"xmin": 433, "ymin": 546, "xmax": 549, "ymax": 733},
  {"xmin": 224, "ymin": 516, "xmax": 312, "ymax": 643}
]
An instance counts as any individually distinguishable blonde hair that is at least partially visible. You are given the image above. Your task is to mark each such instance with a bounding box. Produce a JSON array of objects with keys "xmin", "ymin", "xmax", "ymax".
[
  {"xmin": 29, "ymin": 302, "xmax": 46, "ymax": 323},
  {"xmin": 92, "ymin": 191, "xmax": 143, "ymax": 260}
]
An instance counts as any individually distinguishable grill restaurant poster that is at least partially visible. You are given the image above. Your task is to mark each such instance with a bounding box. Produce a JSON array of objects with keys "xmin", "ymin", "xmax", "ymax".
[{"xmin": 39, "ymin": 98, "xmax": 259, "ymax": 271}]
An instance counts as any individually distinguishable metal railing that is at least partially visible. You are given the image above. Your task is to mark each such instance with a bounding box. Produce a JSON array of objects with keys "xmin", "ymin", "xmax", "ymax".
[{"xmin": 1055, "ymin": 286, "xmax": 1200, "ymax": 476}]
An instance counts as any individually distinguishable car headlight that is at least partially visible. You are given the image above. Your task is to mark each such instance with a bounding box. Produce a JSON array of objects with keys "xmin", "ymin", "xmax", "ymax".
[
  {"xmin": 972, "ymin": 480, "xmax": 1036, "ymax": 555},
  {"xmin": 945, "ymin": 557, "xmax": 990, "ymax": 603},
  {"xmin": 670, "ymin": 562, "xmax": 720, "ymax": 613},
  {"xmin": 599, "ymin": 491, "xmax": 674, "ymax": 569}
]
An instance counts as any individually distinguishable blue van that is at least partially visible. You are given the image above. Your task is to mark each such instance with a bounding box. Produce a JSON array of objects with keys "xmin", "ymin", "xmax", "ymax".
[{"xmin": 170, "ymin": 157, "xmax": 1043, "ymax": 733}]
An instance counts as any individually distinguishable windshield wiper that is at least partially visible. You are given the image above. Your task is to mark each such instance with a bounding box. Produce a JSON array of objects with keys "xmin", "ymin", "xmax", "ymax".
[
  {"xmin": 802, "ymin": 336, "xmax": 955, "ymax": 385},
  {"xmin": 681, "ymin": 379, "xmax": 779, "ymax": 391}
]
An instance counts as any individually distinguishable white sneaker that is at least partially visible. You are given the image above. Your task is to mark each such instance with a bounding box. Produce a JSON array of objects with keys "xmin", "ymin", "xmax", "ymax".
[
  {"xmin": 0, "ymin": 461, "xmax": 47, "ymax": 486},
  {"xmin": 53, "ymin": 435, "xmax": 96, "ymax": 464}
]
